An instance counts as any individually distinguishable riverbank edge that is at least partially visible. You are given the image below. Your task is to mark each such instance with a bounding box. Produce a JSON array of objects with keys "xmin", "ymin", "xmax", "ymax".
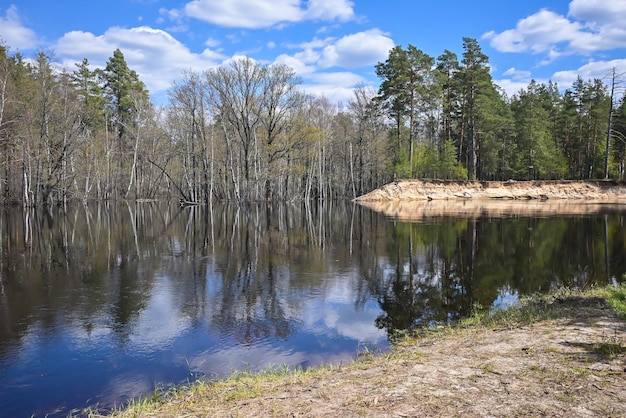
[
  {"xmin": 354, "ymin": 179, "xmax": 626, "ymax": 201},
  {"xmin": 91, "ymin": 286, "xmax": 626, "ymax": 418}
]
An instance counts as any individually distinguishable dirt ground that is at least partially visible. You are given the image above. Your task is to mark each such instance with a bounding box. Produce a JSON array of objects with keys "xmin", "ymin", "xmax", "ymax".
[{"xmin": 114, "ymin": 295, "xmax": 626, "ymax": 418}]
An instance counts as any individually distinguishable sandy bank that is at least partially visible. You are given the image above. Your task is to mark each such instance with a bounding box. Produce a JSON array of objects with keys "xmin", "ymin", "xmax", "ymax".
[{"xmin": 355, "ymin": 179, "xmax": 626, "ymax": 202}]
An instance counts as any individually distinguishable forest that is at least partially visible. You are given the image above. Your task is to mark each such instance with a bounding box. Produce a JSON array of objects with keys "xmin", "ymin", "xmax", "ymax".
[{"xmin": 0, "ymin": 37, "xmax": 625, "ymax": 206}]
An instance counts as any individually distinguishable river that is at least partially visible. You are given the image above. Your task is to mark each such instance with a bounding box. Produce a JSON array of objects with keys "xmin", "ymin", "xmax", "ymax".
[{"xmin": 0, "ymin": 201, "xmax": 624, "ymax": 417}]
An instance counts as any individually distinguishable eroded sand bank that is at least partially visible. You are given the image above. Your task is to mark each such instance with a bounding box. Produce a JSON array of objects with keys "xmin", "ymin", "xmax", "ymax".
[
  {"xmin": 355, "ymin": 180, "xmax": 626, "ymax": 218},
  {"xmin": 355, "ymin": 179, "xmax": 626, "ymax": 201}
]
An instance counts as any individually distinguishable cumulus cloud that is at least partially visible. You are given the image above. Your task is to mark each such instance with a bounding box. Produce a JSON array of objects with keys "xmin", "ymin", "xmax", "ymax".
[
  {"xmin": 280, "ymin": 29, "xmax": 393, "ymax": 71},
  {"xmin": 54, "ymin": 26, "xmax": 225, "ymax": 97},
  {"xmin": 182, "ymin": 0, "xmax": 354, "ymax": 29},
  {"xmin": 502, "ymin": 67, "xmax": 532, "ymax": 80},
  {"xmin": 567, "ymin": 0, "xmax": 626, "ymax": 52},
  {"xmin": 272, "ymin": 29, "xmax": 392, "ymax": 103},
  {"xmin": 551, "ymin": 58, "xmax": 626, "ymax": 89},
  {"xmin": 568, "ymin": 0, "xmax": 626, "ymax": 28},
  {"xmin": 305, "ymin": 0, "xmax": 354, "ymax": 21},
  {"xmin": 309, "ymin": 71, "xmax": 364, "ymax": 86},
  {"xmin": 483, "ymin": 0, "xmax": 626, "ymax": 58},
  {"xmin": 303, "ymin": 71, "xmax": 367, "ymax": 103},
  {"xmin": 274, "ymin": 53, "xmax": 317, "ymax": 76},
  {"xmin": 319, "ymin": 29, "xmax": 394, "ymax": 69},
  {"xmin": 493, "ymin": 78, "xmax": 546, "ymax": 98},
  {"xmin": 0, "ymin": 5, "xmax": 39, "ymax": 50},
  {"xmin": 483, "ymin": 9, "xmax": 582, "ymax": 55}
]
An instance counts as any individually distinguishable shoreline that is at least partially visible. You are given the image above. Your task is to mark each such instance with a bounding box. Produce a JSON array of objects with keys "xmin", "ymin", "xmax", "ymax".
[{"xmin": 97, "ymin": 288, "xmax": 626, "ymax": 417}]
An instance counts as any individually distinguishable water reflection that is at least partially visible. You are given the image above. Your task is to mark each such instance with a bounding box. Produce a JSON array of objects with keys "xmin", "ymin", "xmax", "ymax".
[
  {"xmin": 0, "ymin": 201, "xmax": 624, "ymax": 416},
  {"xmin": 365, "ymin": 201, "xmax": 626, "ymax": 336}
]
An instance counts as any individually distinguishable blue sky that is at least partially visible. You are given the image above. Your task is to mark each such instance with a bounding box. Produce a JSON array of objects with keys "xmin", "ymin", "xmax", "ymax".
[{"xmin": 1, "ymin": 0, "xmax": 625, "ymax": 105}]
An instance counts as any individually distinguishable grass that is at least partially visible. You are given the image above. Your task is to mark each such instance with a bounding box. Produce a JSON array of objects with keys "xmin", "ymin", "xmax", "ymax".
[
  {"xmin": 591, "ymin": 332, "xmax": 626, "ymax": 359},
  {"xmin": 461, "ymin": 285, "xmax": 626, "ymax": 330},
  {"xmin": 457, "ymin": 293, "xmax": 555, "ymax": 330},
  {"xmin": 592, "ymin": 285, "xmax": 626, "ymax": 319},
  {"xmin": 87, "ymin": 362, "xmax": 340, "ymax": 417}
]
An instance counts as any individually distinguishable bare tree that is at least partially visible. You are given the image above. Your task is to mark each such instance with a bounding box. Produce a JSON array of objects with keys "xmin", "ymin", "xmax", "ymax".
[
  {"xmin": 205, "ymin": 57, "xmax": 265, "ymax": 201},
  {"xmin": 259, "ymin": 63, "xmax": 303, "ymax": 200},
  {"xmin": 604, "ymin": 67, "xmax": 625, "ymax": 179},
  {"xmin": 204, "ymin": 57, "xmax": 304, "ymax": 202},
  {"xmin": 348, "ymin": 84, "xmax": 389, "ymax": 195}
]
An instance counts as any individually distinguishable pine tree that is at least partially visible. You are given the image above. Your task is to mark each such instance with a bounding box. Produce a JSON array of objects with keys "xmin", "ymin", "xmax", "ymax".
[
  {"xmin": 375, "ymin": 45, "xmax": 436, "ymax": 178},
  {"xmin": 100, "ymin": 49, "xmax": 149, "ymax": 197},
  {"xmin": 73, "ymin": 58, "xmax": 105, "ymax": 130},
  {"xmin": 458, "ymin": 38, "xmax": 492, "ymax": 179}
]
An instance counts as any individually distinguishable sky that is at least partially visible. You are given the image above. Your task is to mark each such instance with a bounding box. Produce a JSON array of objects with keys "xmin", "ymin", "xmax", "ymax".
[{"xmin": 1, "ymin": 0, "xmax": 625, "ymax": 105}]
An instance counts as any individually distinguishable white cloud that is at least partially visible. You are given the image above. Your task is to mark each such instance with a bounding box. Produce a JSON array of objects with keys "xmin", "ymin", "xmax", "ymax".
[
  {"xmin": 277, "ymin": 29, "xmax": 393, "ymax": 73},
  {"xmin": 503, "ymin": 67, "xmax": 532, "ymax": 80},
  {"xmin": 0, "ymin": 5, "xmax": 38, "ymax": 50},
  {"xmin": 305, "ymin": 0, "xmax": 354, "ymax": 21},
  {"xmin": 568, "ymin": 0, "xmax": 626, "ymax": 28},
  {"xmin": 159, "ymin": 7, "xmax": 183, "ymax": 21},
  {"xmin": 274, "ymin": 53, "xmax": 317, "ymax": 76},
  {"xmin": 493, "ymin": 78, "xmax": 541, "ymax": 98},
  {"xmin": 55, "ymin": 30, "xmax": 115, "ymax": 59},
  {"xmin": 272, "ymin": 29, "xmax": 392, "ymax": 103},
  {"xmin": 483, "ymin": 9, "xmax": 582, "ymax": 55},
  {"xmin": 295, "ymin": 37, "xmax": 332, "ymax": 50},
  {"xmin": 483, "ymin": 0, "xmax": 626, "ymax": 59},
  {"xmin": 204, "ymin": 37, "xmax": 220, "ymax": 48},
  {"xmin": 309, "ymin": 71, "xmax": 364, "ymax": 86},
  {"xmin": 184, "ymin": 0, "xmax": 302, "ymax": 28},
  {"xmin": 319, "ymin": 29, "xmax": 394, "ymax": 69},
  {"xmin": 551, "ymin": 58, "xmax": 626, "ymax": 89},
  {"xmin": 567, "ymin": 0, "xmax": 626, "ymax": 52},
  {"xmin": 276, "ymin": 47, "xmax": 368, "ymax": 103},
  {"xmin": 181, "ymin": 0, "xmax": 354, "ymax": 29},
  {"xmin": 54, "ymin": 26, "xmax": 225, "ymax": 98},
  {"xmin": 301, "ymin": 74, "xmax": 368, "ymax": 105}
]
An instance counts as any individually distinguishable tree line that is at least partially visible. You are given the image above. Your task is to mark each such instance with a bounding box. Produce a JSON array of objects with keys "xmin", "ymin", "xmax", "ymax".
[{"xmin": 1, "ymin": 38, "xmax": 625, "ymax": 206}]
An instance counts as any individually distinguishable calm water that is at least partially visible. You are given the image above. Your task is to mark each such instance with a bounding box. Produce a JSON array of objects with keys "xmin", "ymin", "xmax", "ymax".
[{"xmin": 0, "ymin": 201, "xmax": 625, "ymax": 417}]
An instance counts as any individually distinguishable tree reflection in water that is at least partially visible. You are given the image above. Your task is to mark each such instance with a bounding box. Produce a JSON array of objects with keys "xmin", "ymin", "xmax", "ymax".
[{"xmin": 0, "ymin": 201, "xmax": 624, "ymax": 416}]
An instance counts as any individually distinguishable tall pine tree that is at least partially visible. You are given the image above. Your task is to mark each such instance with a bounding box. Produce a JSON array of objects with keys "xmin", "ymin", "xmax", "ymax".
[{"xmin": 100, "ymin": 49, "xmax": 149, "ymax": 197}]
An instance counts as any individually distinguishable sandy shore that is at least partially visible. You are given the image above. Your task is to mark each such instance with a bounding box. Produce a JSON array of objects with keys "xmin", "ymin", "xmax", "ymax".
[{"xmin": 355, "ymin": 179, "xmax": 626, "ymax": 202}]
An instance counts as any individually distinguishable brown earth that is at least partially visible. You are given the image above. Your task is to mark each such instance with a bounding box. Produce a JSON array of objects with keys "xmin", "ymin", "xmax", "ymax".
[{"xmin": 109, "ymin": 295, "xmax": 626, "ymax": 418}]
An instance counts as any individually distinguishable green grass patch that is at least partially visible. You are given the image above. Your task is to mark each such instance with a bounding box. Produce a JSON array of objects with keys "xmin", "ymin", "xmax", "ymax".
[
  {"xmin": 593, "ymin": 285, "xmax": 626, "ymax": 319},
  {"xmin": 458, "ymin": 293, "xmax": 554, "ymax": 330},
  {"xmin": 591, "ymin": 331, "xmax": 626, "ymax": 359},
  {"xmin": 471, "ymin": 285, "xmax": 626, "ymax": 329}
]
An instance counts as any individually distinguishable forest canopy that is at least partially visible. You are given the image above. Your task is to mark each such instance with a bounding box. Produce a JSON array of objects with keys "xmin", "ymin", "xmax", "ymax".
[{"xmin": 0, "ymin": 39, "xmax": 625, "ymax": 206}]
